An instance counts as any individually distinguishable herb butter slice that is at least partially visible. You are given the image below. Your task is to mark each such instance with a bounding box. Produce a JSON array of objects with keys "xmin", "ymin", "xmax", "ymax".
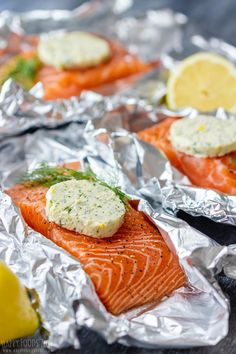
[
  {"xmin": 38, "ymin": 31, "xmax": 111, "ymax": 70},
  {"xmin": 169, "ymin": 115, "xmax": 236, "ymax": 157},
  {"xmin": 45, "ymin": 179, "xmax": 125, "ymax": 238}
]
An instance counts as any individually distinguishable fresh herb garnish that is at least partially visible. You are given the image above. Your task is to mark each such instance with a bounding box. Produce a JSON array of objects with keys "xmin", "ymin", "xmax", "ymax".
[
  {"xmin": 20, "ymin": 163, "xmax": 130, "ymax": 207},
  {"xmin": 2, "ymin": 56, "xmax": 41, "ymax": 90}
]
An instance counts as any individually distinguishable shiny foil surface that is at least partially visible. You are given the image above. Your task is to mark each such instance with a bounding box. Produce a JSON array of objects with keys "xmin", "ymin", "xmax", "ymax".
[
  {"xmin": 0, "ymin": 124, "xmax": 236, "ymax": 350},
  {"xmin": 91, "ymin": 99, "xmax": 236, "ymax": 226},
  {"xmin": 0, "ymin": 0, "xmax": 185, "ymax": 138}
]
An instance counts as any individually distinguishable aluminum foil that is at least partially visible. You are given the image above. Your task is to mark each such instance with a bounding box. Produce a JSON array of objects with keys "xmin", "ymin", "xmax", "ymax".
[
  {"xmin": 0, "ymin": 1, "xmax": 186, "ymax": 59},
  {"xmin": 90, "ymin": 35, "xmax": 236, "ymax": 226},
  {"xmin": 1, "ymin": 124, "xmax": 236, "ymax": 350},
  {"xmin": 87, "ymin": 95, "xmax": 236, "ymax": 226},
  {"xmin": 0, "ymin": 0, "xmax": 185, "ymax": 138},
  {"xmin": 0, "ymin": 79, "xmax": 160, "ymax": 140},
  {"xmin": 0, "ymin": 79, "xmax": 120, "ymax": 139}
]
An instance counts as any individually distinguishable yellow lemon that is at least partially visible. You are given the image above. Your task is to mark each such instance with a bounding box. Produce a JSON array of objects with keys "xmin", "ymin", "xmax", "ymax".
[
  {"xmin": 166, "ymin": 52, "xmax": 236, "ymax": 112},
  {"xmin": 0, "ymin": 262, "xmax": 39, "ymax": 344}
]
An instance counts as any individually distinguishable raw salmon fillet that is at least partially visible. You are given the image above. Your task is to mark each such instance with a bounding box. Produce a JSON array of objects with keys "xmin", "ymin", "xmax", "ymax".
[
  {"xmin": 1, "ymin": 37, "xmax": 157, "ymax": 100},
  {"xmin": 139, "ymin": 118, "xmax": 236, "ymax": 195},
  {"xmin": 7, "ymin": 184, "xmax": 185, "ymax": 315},
  {"xmin": 37, "ymin": 40, "xmax": 156, "ymax": 100}
]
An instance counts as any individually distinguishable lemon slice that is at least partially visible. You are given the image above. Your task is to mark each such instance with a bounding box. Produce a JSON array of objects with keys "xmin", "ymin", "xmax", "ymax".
[
  {"xmin": 0, "ymin": 262, "xmax": 39, "ymax": 344},
  {"xmin": 166, "ymin": 52, "xmax": 236, "ymax": 112}
]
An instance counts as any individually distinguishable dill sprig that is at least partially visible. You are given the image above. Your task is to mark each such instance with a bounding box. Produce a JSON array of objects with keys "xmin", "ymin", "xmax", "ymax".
[
  {"xmin": 2, "ymin": 56, "xmax": 41, "ymax": 90},
  {"xmin": 20, "ymin": 163, "xmax": 130, "ymax": 206}
]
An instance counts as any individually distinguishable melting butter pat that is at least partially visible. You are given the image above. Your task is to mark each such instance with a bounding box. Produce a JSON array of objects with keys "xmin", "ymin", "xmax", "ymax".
[
  {"xmin": 38, "ymin": 31, "xmax": 111, "ymax": 69},
  {"xmin": 45, "ymin": 180, "xmax": 125, "ymax": 238},
  {"xmin": 169, "ymin": 115, "xmax": 236, "ymax": 157}
]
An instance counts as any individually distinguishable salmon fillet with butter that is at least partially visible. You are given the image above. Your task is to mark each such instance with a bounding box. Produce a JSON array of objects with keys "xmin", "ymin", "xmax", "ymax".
[{"xmin": 7, "ymin": 183, "xmax": 185, "ymax": 315}]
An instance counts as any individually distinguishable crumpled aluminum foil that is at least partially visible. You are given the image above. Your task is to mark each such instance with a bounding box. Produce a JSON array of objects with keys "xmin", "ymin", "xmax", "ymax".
[
  {"xmin": 0, "ymin": 79, "xmax": 160, "ymax": 139},
  {"xmin": 0, "ymin": 0, "xmax": 185, "ymax": 138},
  {"xmin": 90, "ymin": 97, "xmax": 236, "ymax": 226},
  {"xmin": 91, "ymin": 35, "xmax": 236, "ymax": 226},
  {"xmin": 0, "ymin": 79, "xmax": 128, "ymax": 139},
  {"xmin": 0, "ymin": 124, "xmax": 236, "ymax": 350}
]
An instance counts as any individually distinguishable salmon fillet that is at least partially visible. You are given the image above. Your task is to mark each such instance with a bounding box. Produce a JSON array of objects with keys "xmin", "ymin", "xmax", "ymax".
[
  {"xmin": 37, "ymin": 40, "xmax": 156, "ymax": 100},
  {"xmin": 1, "ymin": 37, "xmax": 157, "ymax": 100},
  {"xmin": 7, "ymin": 183, "xmax": 185, "ymax": 315},
  {"xmin": 139, "ymin": 118, "xmax": 236, "ymax": 195}
]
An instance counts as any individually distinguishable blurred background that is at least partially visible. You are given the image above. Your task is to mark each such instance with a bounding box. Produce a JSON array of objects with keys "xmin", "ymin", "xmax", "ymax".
[{"xmin": 1, "ymin": 0, "xmax": 236, "ymax": 47}]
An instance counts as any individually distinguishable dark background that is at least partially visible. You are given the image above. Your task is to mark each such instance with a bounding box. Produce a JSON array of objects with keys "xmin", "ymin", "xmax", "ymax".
[{"xmin": 0, "ymin": 1, "xmax": 236, "ymax": 353}]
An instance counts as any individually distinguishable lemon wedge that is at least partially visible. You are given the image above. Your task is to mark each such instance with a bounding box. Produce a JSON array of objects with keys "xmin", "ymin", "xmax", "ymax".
[
  {"xmin": 166, "ymin": 52, "xmax": 236, "ymax": 112},
  {"xmin": 0, "ymin": 262, "xmax": 39, "ymax": 344}
]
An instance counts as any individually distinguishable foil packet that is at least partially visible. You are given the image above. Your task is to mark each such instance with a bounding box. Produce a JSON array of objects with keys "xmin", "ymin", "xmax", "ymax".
[
  {"xmin": 0, "ymin": 79, "xmax": 161, "ymax": 140},
  {"xmin": 91, "ymin": 35, "xmax": 236, "ymax": 226},
  {"xmin": 82, "ymin": 92, "xmax": 236, "ymax": 227},
  {"xmin": 0, "ymin": 124, "xmax": 236, "ymax": 350},
  {"xmin": 0, "ymin": 0, "xmax": 185, "ymax": 138},
  {"xmin": 0, "ymin": 79, "xmax": 130, "ymax": 139}
]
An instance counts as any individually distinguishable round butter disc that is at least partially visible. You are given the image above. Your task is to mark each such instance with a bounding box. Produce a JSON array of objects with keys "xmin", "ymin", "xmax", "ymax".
[
  {"xmin": 169, "ymin": 115, "xmax": 236, "ymax": 157},
  {"xmin": 38, "ymin": 31, "xmax": 111, "ymax": 69},
  {"xmin": 45, "ymin": 179, "xmax": 125, "ymax": 238}
]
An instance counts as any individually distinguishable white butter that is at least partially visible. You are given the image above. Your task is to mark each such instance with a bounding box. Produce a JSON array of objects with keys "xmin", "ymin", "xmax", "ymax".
[
  {"xmin": 38, "ymin": 31, "xmax": 111, "ymax": 69},
  {"xmin": 169, "ymin": 115, "xmax": 236, "ymax": 157},
  {"xmin": 45, "ymin": 179, "xmax": 125, "ymax": 238}
]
